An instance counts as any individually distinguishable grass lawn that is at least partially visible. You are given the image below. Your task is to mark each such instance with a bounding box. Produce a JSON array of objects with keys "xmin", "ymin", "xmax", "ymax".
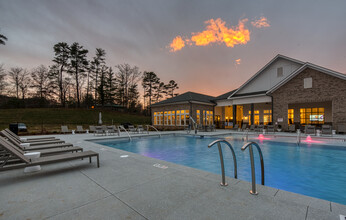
[{"xmin": 0, "ymin": 108, "xmax": 151, "ymax": 134}]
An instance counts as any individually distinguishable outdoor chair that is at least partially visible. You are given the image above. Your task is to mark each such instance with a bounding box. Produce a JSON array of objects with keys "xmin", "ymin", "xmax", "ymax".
[
  {"xmin": 288, "ymin": 124, "xmax": 296, "ymax": 132},
  {"xmin": 128, "ymin": 125, "xmax": 137, "ymax": 133},
  {"xmin": 337, "ymin": 123, "xmax": 346, "ymax": 134},
  {"xmin": 94, "ymin": 126, "xmax": 105, "ymax": 136},
  {"xmin": 305, "ymin": 125, "xmax": 316, "ymax": 135},
  {"xmin": 89, "ymin": 125, "xmax": 96, "ymax": 133},
  {"xmin": 267, "ymin": 125, "xmax": 275, "ymax": 133},
  {"xmin": 76, "ymin": 125, "xmax": 85, "ymax": 133},
  {"xmin": 0, "ymin": 138, "xmax": 99, "ymax": 172},
  {"xmin": 61, "ymin": 125, "xmax": 71, "ymax": 134},
  {"xmin": 255, "ymin": 124, "xmax": 264, "ymax": 133},
  {"xmin": 241, "ymin": 124, "xmax": 247, "ymax": 131},
  {"xmin": 137, "ymin": 125, "xmax": 144, "ymax": 133},
  {"xmin": 1, "ymin": 131, "xmax": 73, "ymax": 151},
  {"xmin": 106, "ymin": 126, "xmax": 118, "ymax": 135},
  {"xmin": 197, "ymin": 124, "xmax": 204, "ymax": 132},
  {"xmin": 4, "ymin": 128, "xmax": 58, "ymax": 143},
  {"xmin": 0, "ymin": 137, "xmax": 82, "ymax": 157},
  {"xmin": 249, "ymin": 125, "xmax": 256, "ymax": 132},
  {"xmin": 321, "ymin": 124, "xmax": 332, "ymax": 136},
  {"xmin": 208, "ymin": 124, "xmax": 215, "ymax": 132},
  {"xmin": 233, "ymin": 124, "xmax": 239, "ymax": 130},
  {"xmin": 1, "ymin": 130, "xmax": 65, "ymax": 146}
]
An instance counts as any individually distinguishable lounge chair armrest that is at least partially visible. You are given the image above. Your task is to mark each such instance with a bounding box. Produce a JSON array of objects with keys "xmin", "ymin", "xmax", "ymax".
[{"xmin": 20, "ymin": 143, "xmax": 31, "ymax": 149}]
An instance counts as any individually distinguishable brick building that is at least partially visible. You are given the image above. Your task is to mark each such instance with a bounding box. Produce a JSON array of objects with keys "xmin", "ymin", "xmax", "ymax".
[
  {"xmin": 151, "ymin": 55, "xmax": 346, "ymax": 132},
  {"xmin": 151, "ymin": 92, "xmax": 215, "ymax": 130}
]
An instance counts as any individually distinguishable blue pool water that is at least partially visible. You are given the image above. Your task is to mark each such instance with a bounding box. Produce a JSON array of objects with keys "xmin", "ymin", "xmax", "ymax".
[{"xmin": 97, "ymin": 136, "xmax": 346, "ymax": 205}]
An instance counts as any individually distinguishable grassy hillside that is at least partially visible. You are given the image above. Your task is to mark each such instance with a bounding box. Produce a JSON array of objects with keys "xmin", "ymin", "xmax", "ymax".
[{"xmin": 0, "ymin": 108, "xmax": 151, "ymax": 134}]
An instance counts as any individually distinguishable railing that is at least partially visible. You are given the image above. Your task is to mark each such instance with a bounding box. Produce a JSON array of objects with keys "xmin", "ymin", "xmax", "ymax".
[
  {"xmin": 297, "ymin": 129, "xmax": 301, "ymax": 146},
  {"xmin": 208, "ymin": 139, "xmax": 237, "ymax": 186},
  {"xmin": 190, "ymin": 117, "xmax": 198, "ymax": 134},
  {"xmin": 146, "ymin": 125, "xmax": 161, "ymax": 138},
  {"xmin": 118, "ymin": 126, "xmax": 132, "ymax": 141},
  {"xmin": 241, "ymin": 142, "xmax": 265, "ymax": 195},
  {"xmin": 242, "ymin": 129, "xmax": 249, "ymax": 142}
]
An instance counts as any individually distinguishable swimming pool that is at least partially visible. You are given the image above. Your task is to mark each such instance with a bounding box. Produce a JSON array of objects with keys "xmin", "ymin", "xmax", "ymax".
[{"xmin": 96, "ymin": 135, "xmax": 346, "ymax": 205}]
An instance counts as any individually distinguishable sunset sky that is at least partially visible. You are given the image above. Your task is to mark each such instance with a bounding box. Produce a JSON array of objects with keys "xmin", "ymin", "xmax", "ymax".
[{"xmin": 1, "ymin": 0, "xmax": 346, "ymax": 97}]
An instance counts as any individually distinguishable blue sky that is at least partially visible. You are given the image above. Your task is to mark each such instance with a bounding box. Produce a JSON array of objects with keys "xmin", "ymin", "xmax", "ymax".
[{"xmin": 0, "ymin": 0, "xmax": 345, "ymax": 96}]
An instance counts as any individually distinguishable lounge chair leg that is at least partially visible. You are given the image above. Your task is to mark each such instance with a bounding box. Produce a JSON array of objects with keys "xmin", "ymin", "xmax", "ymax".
[
  {"xmin": 89, "ymin": 157, "xmax": 92, "ymax": 163},
  {"xmin": 97, "ymin": 155, "xmax": 100, "ymax": 168}
]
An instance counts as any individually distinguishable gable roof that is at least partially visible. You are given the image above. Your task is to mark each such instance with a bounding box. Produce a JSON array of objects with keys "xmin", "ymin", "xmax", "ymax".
[
  {"xmin": 227, "ymin": 54, "xmax": 305, "ymax": 99},
  {"xmin": 267, "ymin": 62, "xmax": 346, "ymax": 94},
  {"xmin": 151, "ymin": 91, "xmax": 216, "ymax": 106},
  {"xmin": 213, "ymin": 89, "xmax": 237, "ymax": 100}
]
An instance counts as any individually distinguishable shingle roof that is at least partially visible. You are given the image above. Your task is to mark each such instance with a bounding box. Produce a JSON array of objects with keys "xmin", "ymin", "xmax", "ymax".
[
  {"xmin": 213, "ymin": 89, "xmax": 237, "ymax": 100},
  {"xmin": 151, "ymin": 91, "xmax": 216, "ymax": 106}
]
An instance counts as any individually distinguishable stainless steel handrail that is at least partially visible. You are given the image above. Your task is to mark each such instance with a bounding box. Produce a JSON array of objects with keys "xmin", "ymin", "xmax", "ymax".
[
  {"xmin": 146, "ymin": 125, "xmax": 161, "ymax": 138},
  {"xmin": 118, "ymin": 126, "xmax": 132, "ymax": 141},
  {"xmin": 297, "ymin": 129, "xmax": 301, "ymax": 146},
  {"xmin": 208, "ymin": 139, "xmax": 237, "ymax": 186},
  {"xmin": 189, "ymin": 117, "xmax": 198, "ymax": 134},
  {"xmin": 241, "ymin": 142, "xmax": 264, "ymax": 195},
  {"xmin": 242, "ymin": 129, "xmax": 249, "ymax": 142}
]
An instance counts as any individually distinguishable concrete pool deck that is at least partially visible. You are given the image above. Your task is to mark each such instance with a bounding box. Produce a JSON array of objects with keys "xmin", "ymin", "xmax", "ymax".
[{"xmin": 0, "ymin": 130, "xmax": 345, "ymax": 219}]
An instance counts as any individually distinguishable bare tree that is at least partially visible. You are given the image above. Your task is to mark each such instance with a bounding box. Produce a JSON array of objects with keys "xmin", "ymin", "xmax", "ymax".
[
  {"xmin": 115, "ymin": 64, "xmax": 141, "ymax": 108},
  {"xmin": 8, "ymin": 67, "xmax": 23, "ymax": 98},
  {"xmin": 31, "ymin": 65, "xmax": 51, "ymax": 99},
  {"xmin": 0, "ymin": 64, "xmax": 7, "ymax": 95},
  {"xmin": 18, "ymin": 69, "xmax": 31, "ymax": 100}
]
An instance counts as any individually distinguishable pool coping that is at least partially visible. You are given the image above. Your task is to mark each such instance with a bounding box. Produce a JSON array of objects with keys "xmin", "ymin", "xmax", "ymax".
[{"xmin": 1, "ymin": 131, "xmax": 346, "ymax": 219}]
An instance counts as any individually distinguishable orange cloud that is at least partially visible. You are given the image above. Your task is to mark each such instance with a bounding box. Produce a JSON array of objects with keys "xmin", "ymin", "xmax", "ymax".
[
  {"xmin": 251, "ymin": 16, "xmax": 270, "ymax": 28},
  {"xmin": 235, "ymin": 58, "xmax": 241, "ymax": 65},
  {"xmin": 191, "ymin": 18, "xmax": 250, "ymax": 47},
  {"xmin": 169, "ymin": 18, "xmax": 251, "ymax": 52},
  {"xmin": 169, "ymin": 36, "xmax": 185, "ymax": 52}
]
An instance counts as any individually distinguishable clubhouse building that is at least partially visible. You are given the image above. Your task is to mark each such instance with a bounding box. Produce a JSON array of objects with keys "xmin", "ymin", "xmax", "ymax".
[{"xmin": 151, "ymin": 55, "xmax": 346, "ymax": 132}]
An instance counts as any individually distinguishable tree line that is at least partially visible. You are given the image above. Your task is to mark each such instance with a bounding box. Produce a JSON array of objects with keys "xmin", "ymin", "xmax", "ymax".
[{"xmin": 0, "ymin": 41, "xmax": 179, "ymax": 112}]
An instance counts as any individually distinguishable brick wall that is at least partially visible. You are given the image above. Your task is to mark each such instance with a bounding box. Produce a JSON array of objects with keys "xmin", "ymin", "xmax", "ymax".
[{"xmin": 271, "ymin": 68, "xmax": 346, "ymax": 130}]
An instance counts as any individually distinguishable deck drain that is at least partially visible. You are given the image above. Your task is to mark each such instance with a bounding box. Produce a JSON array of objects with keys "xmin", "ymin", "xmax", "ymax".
[
  {"xmin": 153, "ymin": 163, "xmax": 168, "ymax": 169},
  {"xmin": 340, "ymin": 215, "xmax": 346, "ymax": 220},
  {"xmin": 120, "ymin": 155, "xmax": 129, "ymax": 158}
]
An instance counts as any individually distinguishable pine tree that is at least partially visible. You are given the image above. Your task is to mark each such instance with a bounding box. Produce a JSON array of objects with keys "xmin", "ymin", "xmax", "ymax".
[{"xmin": 68, "ymin": 42, "xmax": 89, "ymax": 107}]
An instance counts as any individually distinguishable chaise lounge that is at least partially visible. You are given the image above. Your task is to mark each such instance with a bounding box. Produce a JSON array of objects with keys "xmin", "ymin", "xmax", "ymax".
[
  {"xmin": 0, "ymin": 138, "xmax": 99, "ymax": 172},
  {"xmin": 0, "ymin": 131, "xmax": 73, "ymax": 151},
  {"xmin": 0, "ymin": 137, "xmax": 82, "ymax": 157},
  {"xmin": 4, "ymin": 129, "xmax": 64, "ymax": 145},
  {"xmin": 4, "ymin": 128, "xmax": 58, "ymax": 143}
]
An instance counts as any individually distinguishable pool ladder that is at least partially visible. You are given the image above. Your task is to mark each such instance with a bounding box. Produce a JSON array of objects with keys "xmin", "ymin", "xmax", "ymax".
[
  {"xmin": 208, "ymin": 140, "xmax": 237, "ymax": 186},
  {"xmin": 241, "ymin": 142, "xmax": 265, "ymax": 195},
  {"xmin": 208, "ymin": 140, "xmax": 265, "ymax": 195}
]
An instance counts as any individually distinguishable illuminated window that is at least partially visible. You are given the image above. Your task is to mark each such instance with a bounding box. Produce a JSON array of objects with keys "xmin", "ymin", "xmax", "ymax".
[
  {"xmin": 196, "ymin": 110, "xmax": 200, "ymax": 124},
  {"xmin": 288, "ymin": 109, "xmax": 294, "ymax": 124},
  {"xmin": 153, "ymin": 112, "xmax": 163, "ymax": 125},
  {"xmin": 300, "ymin": 108, "xmax": 324, "ymax": 125},
  {"xmin": 165, "ymin": 111, "xmax": 175, "ymax": 126},
  {"xmin": 176, "ymin": 110, "xmax": 189, "ymax": 126},
  {"xmin": 263, "ymin": 110, "xmax": 272, "ymax": 125},
  {"xmin": 254, "ymin": 110, "xmax": 259, "ymax": 125},
  {"xmin": 203, "ymin": 110, "xmax": 213, "ymax": 125},
  {"xmin": 172, "ymin": 111, "xmax": 175, "ymax": 126},
  {"xmin": 164, "ymin": 111, "xmax": 167, "ymax": 125}
]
